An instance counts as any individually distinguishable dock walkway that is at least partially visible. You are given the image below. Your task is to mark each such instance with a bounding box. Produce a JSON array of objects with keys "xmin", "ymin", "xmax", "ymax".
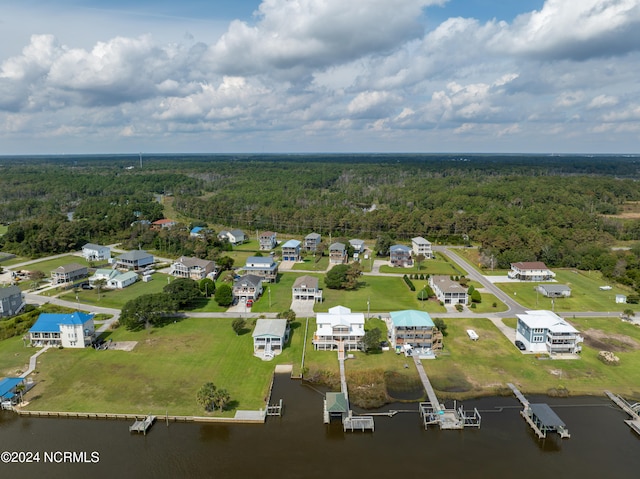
[
  {"xmin": 605, "ymin": 390, "xmax": 640, "ymax": 437},
  {"xmin": 508, "ymin": 384, "xmax": 570, "ymax": 439},
  {"xmin": 129, "ymin": 415, "xmax": 155, "ymax": 435}
]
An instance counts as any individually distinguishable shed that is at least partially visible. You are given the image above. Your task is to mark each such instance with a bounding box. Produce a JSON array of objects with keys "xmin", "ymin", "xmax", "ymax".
[
  {"xmin": 616, "ymin": 294, "xmax": 627, "ymax": 304},
  {"xmin": 537, "ymin": 284, "xmax": 571, "ymax": 298}
]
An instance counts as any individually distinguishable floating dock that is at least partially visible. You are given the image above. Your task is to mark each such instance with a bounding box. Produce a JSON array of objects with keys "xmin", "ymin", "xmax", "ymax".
[
  {"xmin": 604, "ymin": 390, "xmax": 640, "ymax": 437},
  {"xmin": 129, "ymin": 415, "xmax": 156, "ymax": 435},
  {"xmin": 507, "ymin": 383, "xmax": 570, "ymax": 439}
]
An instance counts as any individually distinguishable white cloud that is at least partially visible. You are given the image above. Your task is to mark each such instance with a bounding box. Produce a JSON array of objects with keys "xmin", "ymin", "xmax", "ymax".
[
  {"xmin": 1, "ymin": 0, "xmax": 640, "ymax": 153},
  {"xmin": 489, "ymin": 0, "xmax": 640, "ymax": 60},
  {"xmin": 206, "ymin": 0, "xmax": 440, "ymax": 77}
]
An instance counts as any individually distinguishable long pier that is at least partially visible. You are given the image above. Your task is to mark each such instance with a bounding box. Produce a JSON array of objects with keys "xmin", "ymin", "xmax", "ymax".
[
  {"xmin": 323, "ymin": 345, "xmax": 374, "ymax": 432},
  {"xmin": 605, "ymin": 390, "xmax": 640, "ymax": 436},
  {"xmin": 415, "ymin": 356, "xmax": 480, "ymax": 430}
]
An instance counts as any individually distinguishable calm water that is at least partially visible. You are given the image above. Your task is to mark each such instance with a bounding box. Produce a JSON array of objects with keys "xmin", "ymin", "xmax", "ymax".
[{"xmin": 1, "ymin": 375, "xmax": 639, "ymax": 479}]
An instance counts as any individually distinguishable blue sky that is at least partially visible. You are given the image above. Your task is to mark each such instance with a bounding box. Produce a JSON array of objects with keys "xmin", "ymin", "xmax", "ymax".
[{"xmin": 0, "ymin": 0, "xmax": 639, "ymax": 154}]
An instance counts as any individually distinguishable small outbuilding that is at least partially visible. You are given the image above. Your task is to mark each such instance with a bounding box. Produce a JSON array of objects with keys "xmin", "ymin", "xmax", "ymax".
[
  {"xmin": 537, "ymin": 284, "xmax": 571, "ymax": 298},
  {"xmin": 616, "ymin": 294, "xmax": 627, "ymax": 304}
]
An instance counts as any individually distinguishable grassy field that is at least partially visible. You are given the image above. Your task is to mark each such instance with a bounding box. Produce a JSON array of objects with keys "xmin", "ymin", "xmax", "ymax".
[
  {"xmin": 452, "ymin": 247, "xmax": 509, "ymax": 276},
  {"xmin": 17, "ymin": 317, "xmax": 306, "ymax": 416},
  {"xmin": 496, "ymin": 269, "xmax": 633, "ymax": 312},
  {"xmin": 378, "ymin": 253, "xmax": 464, "ymax": 276},
  {"xmin": 424, "ymin": 316, "xmax": 640, "ymax": 399},
  {"xmin": 319, "ymin": 275, "xmax": 447, "ymax": 313},
  {"xmin": 58, "ymin": 273, "xmax": 172, "ymax": 308},
  {"xmin": 10, "ymin": 255, "xmax": 89, "ymax": 274},
  {"xmin": 0, "ymin": 336, "xmax": 33, "ymax": 377},
  {"xmin": 468, "ymin": 293, "xmax": 508, "ymax": 313},
  {"xmin": 0, "ymin": 225, "xmax": 7, "ymax": 236},
  {"xmin": 291, "ymin": 256, "xmax": 329, "ymax": 271}
]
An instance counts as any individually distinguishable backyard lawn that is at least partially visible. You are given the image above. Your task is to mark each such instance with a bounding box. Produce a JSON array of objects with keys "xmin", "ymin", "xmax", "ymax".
[
  {"xmin": 18, "ymin": 316, "xmax": 306, "ymax": 416},
  {"xmin": 425, "ymin": 316, "xmax": 640, "ymax": 399},
  {"xmin": 10, "ymin": 255, "xmax": 90, "ymax": 274}
]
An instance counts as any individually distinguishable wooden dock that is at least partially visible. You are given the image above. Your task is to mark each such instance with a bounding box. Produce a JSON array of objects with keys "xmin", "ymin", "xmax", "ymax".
[
  {"xmin": 129, "ymin": 415, "xmax": 156, "ymax": 435},
  {"xmin": 605, "ymin": 390, "xmax": 640, "ymax": 437},
  {"xmin": 508, "ymin": 384, "xmax": 570, "ymax": 439},
  {"xmin": 415, "ymin": 356, "xmax": 480, "ymax": 430}
]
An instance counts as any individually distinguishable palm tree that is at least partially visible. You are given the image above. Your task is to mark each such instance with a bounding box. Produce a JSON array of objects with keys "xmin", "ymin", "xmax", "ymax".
[
  {"xmin": 213, "ymin": 388, "xmax": 231, "ymax": 412},
  {"xmin": 15, "ymin": 382, "xmax": 26, "ymax": 405}
]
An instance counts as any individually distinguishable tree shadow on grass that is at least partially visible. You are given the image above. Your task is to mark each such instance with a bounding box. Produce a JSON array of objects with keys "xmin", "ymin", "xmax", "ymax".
[{"xmin": 153, "ymin": 315, "xmax": 185, "ymax": 329}]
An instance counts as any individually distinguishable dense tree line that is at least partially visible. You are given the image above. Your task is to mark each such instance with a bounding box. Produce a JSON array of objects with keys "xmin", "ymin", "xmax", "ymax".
[{"xmin": 1, "ymin": 154, "xmax": 639, "ymax": 293}]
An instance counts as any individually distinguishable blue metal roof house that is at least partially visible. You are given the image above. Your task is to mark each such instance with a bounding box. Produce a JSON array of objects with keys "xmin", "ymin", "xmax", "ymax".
[{"xmin": 29, "ymin": 311, "xmax": 95, "ymax": 348}]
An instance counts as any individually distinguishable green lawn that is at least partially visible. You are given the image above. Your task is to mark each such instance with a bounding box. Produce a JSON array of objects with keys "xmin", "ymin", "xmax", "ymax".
[
  {"xmin": 58, "ymin": 273, "xmax": 172, "ymax": 308},
  {"xmin": 469, "ymin": 293, "xmax": 508, "ymax": 313},
  {"xmin": 0, "ymin": 225, "xmax": 7, "ymax": 236},
  {"xmin": 291, "ymin": 256, "xmax": 329, "ymax": 271},
  {"xmin": 19, "ymin": 317, "xmax": 306, "ymax": 416},
  {"xmin": 425, "ymin": 316, "xmax": 640, "ymax": 398},
  {"xmin": 11, "ymin": 255, "xmax": 89, "ymax": 274},
  {"xmin": 379, "ymin": 253, "xmax": 465, "ymax": 276},
  {"xmin": 319, "ymin": 275, "xmax": 447, "ymax": 313},
  {"xmin": 251, "ymin": 273, "xmax": 307, "ymax": 313},
  {"xmin": 233, "ymin": 239, "xmax": 261, "ymax": 252},
  {"xmin": 451, "ymin": 247, "xmax": 507, "ymax": 276},
  {"xmin": 0, "ymin": 256, "xmax": 30, "ymax": 267},
  {"xmin": 0, "ymin": 336, "xmax": 33, "ymax": 377},
  {"xmin": 496, "ymin": 269, "xmax": 633, "ymax": 312}
]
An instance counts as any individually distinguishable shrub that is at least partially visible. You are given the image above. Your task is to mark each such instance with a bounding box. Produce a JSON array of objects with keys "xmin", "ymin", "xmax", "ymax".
[
  {"xmin": 470, "ymin": 303, "xmax": 476, "ymax": 309},
  {"xmin": 455, "ymin": 304, "xmax": 464, "ymax": 312},
  {"xmin": 403, "ymin": 274, "xmax": 416, "ymax": 291}
]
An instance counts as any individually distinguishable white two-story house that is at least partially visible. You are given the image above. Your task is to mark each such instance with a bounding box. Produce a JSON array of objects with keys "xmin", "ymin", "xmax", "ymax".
[{"xmin": 313, "ymin": 305, "xmax": 365, "ymax": 351}]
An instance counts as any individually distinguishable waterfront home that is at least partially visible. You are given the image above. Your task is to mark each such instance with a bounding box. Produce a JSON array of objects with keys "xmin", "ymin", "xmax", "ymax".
[
  {"xmin": 390, "ymin": 245, "xmax": 413, "ymax": 267},
  {"xmin": 0, "ymin": 285, "xmax": 25, "ymax": 318},
  {"xmin": 537, "ymin": 284, "xmax": 571, "ymax": 298},
  {"xmin": 281, "ymin": 239, "xmax": 301, "ymax": 261},
  {"xmin": 508, "ymin": 262, "xmax": 555, "ymax": 281},
  {"xmin": 313, "ymin": 305, "xmax": 365, "ymax": 351},
  {"xmin": 218, "ymin": 229, "xmax": 247, "ymax": 246},
  {"xmin": 233, "ymin": 274, "xmax": 263, "ymax": 302},
  {"xmin": 516, "ymin": 310, "xmax": 583, "ymax": 355},
  {"xmin": 252, "ymin": 319, "xmax": 289, "ymax": 359},
  {"xmin": 429, "ymin": 275, "xmax": 468, "ymax": 305},
  {"xmin": 243, "ymin": 256, "xmax": 278, "ymax": 282},
  {"xmin": 170, "ymin": 256, "xmax": 217, "ymax": 280},
  {"xmin": 389, "ymin": 310, "xmax": 443, "ymax": 351},
  {"xmin": 81, "ymin": 243, "xmax": 111, "ymax": 262},
  {"xmin": 116, "ymin": 250, "xmax": 154, "ymax": 271},
  {"xmin": 51, "ymin": 263, "xmax": 88, "ymax": 285},
  {"xmin": 304, "ymin": 233, "xmax": 321, "ymax": 252},
  {"xmin": 411, "ymin": 237, "xmax": 434, "ymax": 259},
  {"xmin": 329, "ymin": 242, "xmax": 347, "ymax": 264},
  {"xmin": 259, "ymin": 231, "xmax": 277, "ymax": 250},
  {"xmin": 291, "ymin": 275, "xmax": 323, "ymax": 302},
  {"xmin": 29, "ymin": 311, "xmax": 95, "ymax": 348}
]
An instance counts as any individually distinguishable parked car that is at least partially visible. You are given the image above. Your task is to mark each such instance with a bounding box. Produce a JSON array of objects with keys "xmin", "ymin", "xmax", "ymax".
[
  {"xmin": 515, "ymin": 340, "xmax": 526, "ymax": 351},
  {"xmin": 246, "ymin": 299, "xmax": 254, "ymax": 307},
  {"xmin": 81, "ymin": 282, "xmax": 93, "ymax": 290}
]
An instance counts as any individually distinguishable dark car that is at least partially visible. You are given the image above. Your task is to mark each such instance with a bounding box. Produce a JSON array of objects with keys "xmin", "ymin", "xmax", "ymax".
[
  {"xmin": 515, "ymin": 340, "xmax": 526, "ymax": 351},
  {"xmin": 81, "ymin": 283, "xmax": 93, "ymax": 290}
]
